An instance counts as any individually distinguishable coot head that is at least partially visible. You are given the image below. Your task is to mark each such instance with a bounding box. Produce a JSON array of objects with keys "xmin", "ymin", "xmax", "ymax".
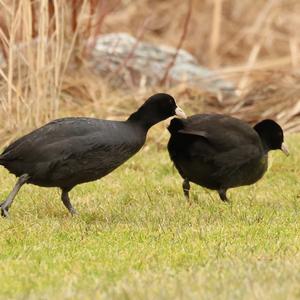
[
  {"xmin": 254, "ymin": 119, "xmax": 289, "ymax": 155},
  {"xmin": 128, "ymin": 93, "xmax": 186, "ymax": 128}
]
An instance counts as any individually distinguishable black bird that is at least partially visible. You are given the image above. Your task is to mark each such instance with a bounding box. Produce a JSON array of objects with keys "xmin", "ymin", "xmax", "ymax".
[
  {"xmin": 0, "ymin": 93, "xmax": 186, "ymax": 217},
  {"xmin": 167, "ymin": 114, "xmax": 289, "ymax": 202}
]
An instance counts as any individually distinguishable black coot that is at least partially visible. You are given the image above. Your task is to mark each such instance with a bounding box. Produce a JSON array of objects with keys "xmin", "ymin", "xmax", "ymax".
[
  {"xmin": 0, "ymin": 93, "xmax": 186, "ymax": 216},
  {"xmin": 167, "ymin": 114, "xmax": 289, "ymax": 202}
]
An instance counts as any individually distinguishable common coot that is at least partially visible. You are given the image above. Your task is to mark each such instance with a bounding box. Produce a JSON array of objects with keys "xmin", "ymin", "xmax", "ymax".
[
  {"xmin": 167, "ymin": 114, "xmax": 288, "ymax": 203},
  {"xmin": 0, "ymin": 93, "xmax": 186, "ymax": 217}
]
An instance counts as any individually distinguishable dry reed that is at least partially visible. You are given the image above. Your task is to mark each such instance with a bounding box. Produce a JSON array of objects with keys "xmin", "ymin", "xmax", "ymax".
[{"xmin": 0, "ymin": 0, "xmax": 299, "ymax": 145}]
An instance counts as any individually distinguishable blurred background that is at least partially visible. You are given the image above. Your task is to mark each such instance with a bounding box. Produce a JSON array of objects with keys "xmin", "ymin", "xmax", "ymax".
[{"xmin": 0, "ymin": 0, "xmax": 299, "ymax": 145}]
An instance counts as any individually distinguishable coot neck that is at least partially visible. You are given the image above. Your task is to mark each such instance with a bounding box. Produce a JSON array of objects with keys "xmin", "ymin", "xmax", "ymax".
[
  {"xmin": 127, "ymin": 109, "xmax": 162, "ymax": 130},
  {"xmin": 258, "ymin": 136, "xmax": 271, "ymax": 154}
]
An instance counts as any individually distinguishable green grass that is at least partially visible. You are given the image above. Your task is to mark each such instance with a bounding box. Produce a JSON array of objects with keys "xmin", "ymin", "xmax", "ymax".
[{"xmin": 0, "ymin": 135, "xmax": 300, "ymax": 300}]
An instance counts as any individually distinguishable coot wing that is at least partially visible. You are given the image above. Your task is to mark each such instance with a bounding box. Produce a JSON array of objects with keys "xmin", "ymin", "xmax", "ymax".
[
  {"xmin": 43, "ymin": 132, "xmax": 143, "ymax": 188},
  {"xmin": 179, "ymin": 114, "xmax": 260, "ymax": 149},
  {"xmin": 1, "ymin": 118, "xmax": 136, "ymax": 161}
]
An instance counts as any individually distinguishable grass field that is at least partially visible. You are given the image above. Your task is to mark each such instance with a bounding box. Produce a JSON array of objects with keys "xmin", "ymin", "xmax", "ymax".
[{"xmin": 0, "ymin": 134, "xmax": 299, "ymax": 300}]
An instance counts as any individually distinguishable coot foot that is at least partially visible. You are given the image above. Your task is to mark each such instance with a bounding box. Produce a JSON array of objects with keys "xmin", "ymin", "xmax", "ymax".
[
  {"xmin": 218, "ymin": 189, "xmax": 229, "ymax": 202},
  {"xmin": 1, "ymin": 207, "xmax": 9, "ymax": 217},
  {"xmin": 0, "ymin": 173, "xmax": 30, "ymax": 217},
  {"xmin": 61, "ymin": 190, "xmax": 77, "ymax": 215}
]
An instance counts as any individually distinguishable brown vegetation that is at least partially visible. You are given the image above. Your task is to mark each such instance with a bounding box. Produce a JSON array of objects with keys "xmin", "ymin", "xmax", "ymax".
[{"xmin": 0, "ymin": 0, "xmax": 299, "ymax": 145}]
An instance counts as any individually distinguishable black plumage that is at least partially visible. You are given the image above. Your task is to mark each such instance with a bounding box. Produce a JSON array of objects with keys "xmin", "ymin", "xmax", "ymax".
[
  {"xmin": 0, "ymin": 93, "xmax": 186, "ymax": 216},
  {"xmin": 167, "ymin": 114, "xmax": 288, "ymax": 202}
]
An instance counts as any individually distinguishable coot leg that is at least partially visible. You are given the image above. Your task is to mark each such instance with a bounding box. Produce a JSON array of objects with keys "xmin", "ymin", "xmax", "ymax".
[
  {"xmin": 182, "ymin": 179, "xmax": 191, "ymax": 204},
  {"xmin": 218, "ymin": 189, "xmax": 229, "ymax": 202},
  {"xmin": 0, "ymin": 174, "xmax": 30, "ymax": 217},
  {"xmin": 61, "ymin": 190, "xmax": 77, "ymax": 215}
]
